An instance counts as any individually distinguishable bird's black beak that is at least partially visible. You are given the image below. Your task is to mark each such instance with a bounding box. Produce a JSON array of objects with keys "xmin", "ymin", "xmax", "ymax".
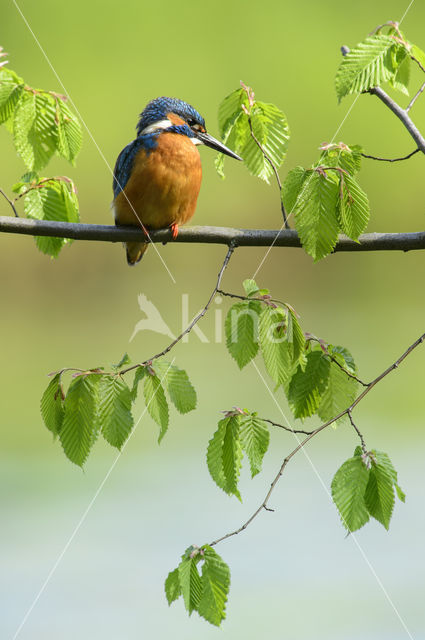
[{"xmin": 195, "ymin": 131, "xmax": 242, "ymax": 161}]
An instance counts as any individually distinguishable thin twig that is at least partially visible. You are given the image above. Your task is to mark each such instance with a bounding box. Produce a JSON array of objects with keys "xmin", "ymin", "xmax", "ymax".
[
  {"xmin": 2, "ymin": 217, "xmax": 425, "ymax": 252},
  {"xmin": 368, "ymin": 87, "xmax": 425, "ymax": 154},
  {"xmin": 260, "ymin": 418, "xmax": 314, "ymax": 436},
  {"xmin": 406, "ymin": 81, "xmax": 425, "ymax": 113},
  {"xmin": 209, "ymin": 332, "xmax": 425, "ymax": 547},
  {"xmin": 246, "ymin": 116, "xmax": 289, "ymax": 229},
  {"xmin": 347, "ymin": 409, "xmax": 367, "ymax": 455},
  {"xmin": 119, "ymin": 243, "xmax": 237, "ymax": 375},
  {"xmin": 361, "ymin": 148, "xmax": 420, "ymax": 162},
  {"xmin": 0, "ymin": 189, "xmax": 19, "ymax": 217}
]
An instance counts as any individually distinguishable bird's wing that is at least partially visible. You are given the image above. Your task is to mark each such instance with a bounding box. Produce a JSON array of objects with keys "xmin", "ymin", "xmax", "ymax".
[{"xmin": 112, "ymin": 138, "xmax": 144, "ymax": 198}]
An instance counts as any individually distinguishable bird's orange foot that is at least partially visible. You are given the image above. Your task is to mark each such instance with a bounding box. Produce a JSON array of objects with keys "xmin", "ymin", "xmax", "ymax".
[{"xmin": 170, "ymin": 222, "xmax": 179, "ymax": 240}]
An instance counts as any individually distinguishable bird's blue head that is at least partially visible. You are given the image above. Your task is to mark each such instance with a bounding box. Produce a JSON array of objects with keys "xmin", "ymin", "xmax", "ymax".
[{"xmin": 135, "ymin": 96, "xmax": 242, "ymax": 160}]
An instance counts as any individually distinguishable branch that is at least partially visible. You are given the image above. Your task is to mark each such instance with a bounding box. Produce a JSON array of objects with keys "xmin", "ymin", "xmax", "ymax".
[
  {"xmin": 1, "ymin": 216, "xmax": 425, "ymax": 252},
  {"xmin": 406, "ymin": 80, "xmax": 425, "ymax": 113},
  {"xmin": 361, "ymin": 148, "xmax": 420, "ymax": 162},
  {"xmin": 119, "ymin": 243, "xmax": 237, "ymax": 375},
  {"xmin": 209, "ymin": 332, "xmax": 425, "ymax": 547},
  {"xmin": 369, "ymin": 86, "xmax": 425, "ymax": 153},
  {"xmin": 0, "ymin": 190, "xmax": 19, "ymax": 217}
]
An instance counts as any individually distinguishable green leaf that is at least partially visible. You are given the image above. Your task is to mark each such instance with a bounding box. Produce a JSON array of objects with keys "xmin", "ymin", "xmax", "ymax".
[
  {"xmin": 293, "ymin": 170, "xmax": 340, "ymax": 261},
  {"xmin": 240, "ymin": 101, "xmax": 290, "ymax": 183},
  {"xmin": 130, "ymin": 365, "xmax": 146, "ymax": 401},
  {"xmin": 143, "ymin": 373, "xmax": 169, "ymax": 442},
  {"xmin": 364, "ymin": 460, "xmax": 395, "ymax": 530},
  {"xmin": 154, "ymin": 361, "xmax": 197, "ymax": 414},
  {"xmin": 370, "ymin": 449, "xmax": 405, "ymax": 503},
  {"xmin": 112, "ymin": 352, "xmax": 131, "ymax": 369},
  {"xmin": 0, "ymin": 81, "xmax": 24, "ymax": 124},
  {"xmin": 243, "ymin": 278, "xmax": 259, "ymax": 297},
  {"xmin": 59, "ymin": 374, "xmax": 101, "ymax": 466},
  {"xmin": 259, "ymin": 306, "xmax": 292, "ymax": 388},
  {"xmin": 282, "ymin": 166, "xmax": 309, "ymax": 213},
  {"xmin": 239, "ymin": 414, "xmax": 269, "ymax": 477},
  {"xmin": 40, "ymin": 373, "xmax": 64, "ymax": 436},
  {"xmin": 23, "ymin": 179, "xmax": 79, "ymax": 257},
  {"xmin": 395, "ymin": 484, "xmax": 406, "ymax": 503},
  {"xmin": 96, "ymin": 375, "xmax": 134, "ymax": 449},
  {"xmin": 288, "ymin": 350, "xmax": 330, "ymax": 419},
  {"xmin": 331, "ymin": 454, "xmax": 370, "ymax": 532},
  {"xmin": 207, "ymin": 417, "xmax": 243, "ymax": 500},
  {"xmin": 56, "ymin": 98, "xmax": 82, "ymax": 164},
  {"xmin": 388, "ymin": 49, "xmax": 410, "ymax": 95},
  {"xmin": 411, "ymin": 44, "xmax": 425, "ymax": 70},
  {"xmin": 178, "ymin": 556, "xmax": 202, "ymax": 615},
  {"xmin": 215, "ymin": 88, "xmax": 290, "ymax": 182},
  {"xmin": 165, "ymin": 567, "xmax": 182, "ymax": 605},
  {"xmin": 225, "ymin": 300, "xmax": 261, "ymax": 369},
  {"xmin": 286, "ymin": 308, "xmax": 306, "ymax": 367},
  {"xmin": 319, "ymin": 144, "xmax": 363, "ymax": 176},
  {"xmin": 14, "ymin": 92, "xmax": 58, "ymax": 171},
  {"xmin": 335, "ymin": 35, "xmax": 397, "ymax": 100},
  {"xmin": 337, "ymin": 173, "xmax": 370, "ymax": 240},
  {"xmin": 198, "ymin": 546, "xmax": 230, "ymax": 627},
  {"xmin": 317, "ymin": 364, "xmax": 358, "ymax": 423}
]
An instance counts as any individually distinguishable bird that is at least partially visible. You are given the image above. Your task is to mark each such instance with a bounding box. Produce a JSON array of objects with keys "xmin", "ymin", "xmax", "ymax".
[{"xmin": 112, "ymin": 96, "xmax": 242, "ymax": 265}]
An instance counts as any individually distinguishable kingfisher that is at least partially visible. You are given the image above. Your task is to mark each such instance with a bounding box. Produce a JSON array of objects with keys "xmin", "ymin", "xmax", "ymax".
[{"xmin": 112, "ymin": 96, "xmax": 242, "ymax": 265}]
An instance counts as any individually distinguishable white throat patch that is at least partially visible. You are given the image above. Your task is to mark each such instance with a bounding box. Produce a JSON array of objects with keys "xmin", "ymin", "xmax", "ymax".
[{"xmin": 139, "ymin": 119, "xmax": 173, "ymax": 135}]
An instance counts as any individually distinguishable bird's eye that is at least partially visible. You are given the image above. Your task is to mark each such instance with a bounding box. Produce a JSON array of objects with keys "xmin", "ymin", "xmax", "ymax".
[{"xmin": 187, "ymin": 117, "xmax": 201, "ymax": 130}]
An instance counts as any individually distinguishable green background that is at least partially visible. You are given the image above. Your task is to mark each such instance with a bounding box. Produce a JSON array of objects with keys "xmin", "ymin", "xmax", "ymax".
[{"xmin": 1, "ymin": 0, "xmax": 424, "ymax": 637}]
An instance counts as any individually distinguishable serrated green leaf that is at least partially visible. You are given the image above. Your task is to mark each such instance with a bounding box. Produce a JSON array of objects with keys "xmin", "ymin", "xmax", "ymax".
[
  {"xmin": 411, "ymin": 44, "xmax": 425, "ymax": 70},
  {"xmin": 364, "ymin": 460, "xmax": 395, "ymax": 530},
  {"xmin": 320, "ymin": 144, "xmax": 363, "ymax": 176},
  {"xmin": 388, "ymin": 49, "xmax": 410, "ymax": 95},
  {"xmin": 59, "ymin": 374, "xmax": 101, "ymax": 466},
  {"xmin": 282, "ymin": 166, "xmax": 309, "ymax": 213},
  {"xmin": 198, "ymin": 546, "xmax": 230, "ymax": 627},
  {"xmin": 331, "ymin": 455, "xmax": 370, "ymax": 532},
  {"xmin": 239, "ymin": 414, "xmax": 269, "ymax": 477},
  {"xmin": 243, "ymin": 278, "xmax": 259, "ymax": 297},
  {"xmin": 215, "ymin": 88, "xmax": 290, "ymax": 182},
  {"xmin": 293, "ymin": 170, "xmax": 340, "ymax": 261},
  {"xmin": 96, "ymin": 375, "xmax": 133, "ymax": 449},
  {"xmin": 143, "ymin": 373, "xmax": 169, "ymax": 442},
  {"xmin": 40, "ymin": 373, "xmax": 64, "ymax": 436},
  {"xmin": 0, "ymin": 81, "xmax": 24, "ymax": 124},
  {"xmin": 395, "ymin": 484, "xmax": 406, "ymax": 503},
  {"xmin": 288, "ymin": 350, "xmax": 331, "ymax": 419},
  {"xmin": 178, "ymin": 557, "xmax": 202, "ymax": 615},
  {"xmin": 317, "ymin": 352, "xmax": 358, "ymax": 423},
  {"xmin": 131, "ymin": 365, "xmax": 146, "ymax": 401},
  {"xmin": 23, "ymin": 179, "xmax": 79, "ymax": 257},
  {"xmin": 165, "ymin": 567, "xmax": 182, "ymax": 605},
  {"xmin": 259, "ymin": 306, "xmax": 292, "ymax": 389},
  {"xmin": 56, "ymin": 98, "xmax": 82, "ymax": 164},
  {"xmin": 225, "ymin": 300, "xmax": 261, "ymax": 369},
  {"xmin": 207, "ymin": 417, "xmax": 243, "ymax": 499},
  {"xmin": 286, "ymin": 308, "xmax": 305, "ymax": 367},
  {"xmin": 337, "ymin": 173, "xmax": 370, "ymax": 240},
  {"xmin": 14, "ymin": 92, "xmax": 58, "ymax": 171},
  {"xmin": 112, "ymin": 352, "xmax": 131, "ymax": 369},
  {"xmin": 154, "ymin": 361, "xmax": 197, "ymax": 414},
  {"xmin": 335, "ymin": 35, "xmax": 397, "ymax": 100}
]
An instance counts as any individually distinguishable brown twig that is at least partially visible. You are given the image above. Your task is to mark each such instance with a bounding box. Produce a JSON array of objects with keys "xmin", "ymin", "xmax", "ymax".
[
  {"xmin": 119, "ymin": 243, "xmax": 237, "ymax": 375},
  {"xmin": 260, "ymin": 418, "xmax": 314, "ymax": 436},
  {"xmin": 0, "ymin": 189, "xmax": 19, "ymax": 217},
  {"xmin": 347, "ymin": 409, "xmax": 367, "ymax": 455},
  {"xmin": 209, "ymin": 332, "xmax": 425, "ymax": 547},
  {"xmin": 361, "ymin": 148, "xmax": 420, "ymax": 162},
  {"xmin": 406, "ymin": 81, "xmax": 425, "ymax": 113}
]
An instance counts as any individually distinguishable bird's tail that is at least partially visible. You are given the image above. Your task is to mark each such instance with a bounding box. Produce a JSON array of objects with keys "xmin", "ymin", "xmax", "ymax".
[{"xmin": 126, "ymin": 242, "xmax": 148, "ymax": 265}]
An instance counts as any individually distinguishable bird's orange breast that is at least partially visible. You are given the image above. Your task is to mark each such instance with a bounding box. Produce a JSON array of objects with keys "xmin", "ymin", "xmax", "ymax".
[{"xmin": 113, "ymin": 132, "xmax": 202, "ymax": 230}]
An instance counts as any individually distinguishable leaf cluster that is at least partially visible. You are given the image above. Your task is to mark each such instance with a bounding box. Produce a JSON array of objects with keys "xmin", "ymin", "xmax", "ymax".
[
  {"xmin": 165, "ymin": 545, "xmax": 230, "ymax": 627},
  {"xmin": 40, "ymin": 358, "xmax": 196, "ymax": 466},
  {"xmin": 332, "ymin": 447, "xmax": 405, "ymax": 532}
]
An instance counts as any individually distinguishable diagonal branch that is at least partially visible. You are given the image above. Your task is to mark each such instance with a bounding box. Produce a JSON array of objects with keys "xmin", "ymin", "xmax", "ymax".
[
  {"xmin": 1, "ymin": 216, "xmax": 425, "ymax": 252},
  {"xmin": 209, "ymin": 331, "xmax": 425, "ymax": 547},
  {"xmin": 0, "ymin": 189, "xmax": 19, "ymax": 217}
]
